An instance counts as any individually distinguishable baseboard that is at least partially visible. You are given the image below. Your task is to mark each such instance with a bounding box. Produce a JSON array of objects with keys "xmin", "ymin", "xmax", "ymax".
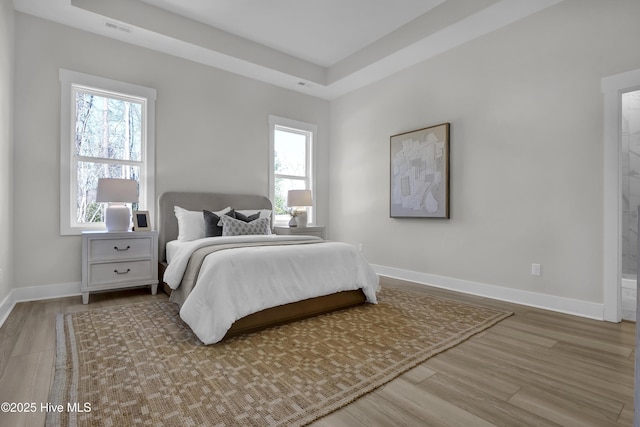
[
  {"xmin": 0, "ymin": 282, "xmax": 81, "ymax": 329},
  {"xmin": 0, "ymin": 291, "xmax": 15, "ymax": 331},
  {"xmin": 372, "ymin": 264, "xmax": 605, "ymax": 321},
  {"xmin": 0, "ymin": 268, "xmax": 607, "ymax": 330}
]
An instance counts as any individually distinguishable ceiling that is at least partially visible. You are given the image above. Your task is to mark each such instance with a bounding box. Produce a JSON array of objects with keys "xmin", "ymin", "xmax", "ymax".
[
  {"xmin": 12, "ymin": 0, "xmax": 562, "ymax": 100},
  {"xmin": 139, "ymin": 0, "xmax": 448, "ymax": 68}
]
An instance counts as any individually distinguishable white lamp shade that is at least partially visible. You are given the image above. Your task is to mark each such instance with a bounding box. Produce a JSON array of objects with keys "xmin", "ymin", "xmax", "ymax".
[
  {"xmin": 96, "ymin": 178, "xmax": 138, "ymax": 203},
  {"xmin": 287, "ymin": 189, "xmax": 312, "ymax": 207}
]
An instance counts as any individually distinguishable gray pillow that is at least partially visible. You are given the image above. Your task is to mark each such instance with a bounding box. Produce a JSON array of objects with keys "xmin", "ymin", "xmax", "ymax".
[
  {"xmin": 235, "ymin": 211, "xmax": 261, "ymax": 222},
  {"xmin": 203, "ymin": 209, "xmax": 235, "ymax": 237},
  {"xmin": 220, "ymin": 215, "xmax": 271, "ymax": 236}
]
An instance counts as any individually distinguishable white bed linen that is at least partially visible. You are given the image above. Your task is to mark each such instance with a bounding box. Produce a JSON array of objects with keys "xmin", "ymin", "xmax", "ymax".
[
  {"xmin": 163, "ymin": 235, "xmax": 379, "ymax": 345},
  {"xmin": 165, "ymin": 240, "xmax": 184, "ymax": 264}
]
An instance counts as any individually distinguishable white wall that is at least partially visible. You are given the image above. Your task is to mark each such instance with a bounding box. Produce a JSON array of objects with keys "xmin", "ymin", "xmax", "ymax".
[
  {"xmin": 12, "ymin": 13, "xmax": 329, "ymax": 289},
  {"xmin": 329, "ymin": 0, "xmax": 640, "ymax": 305},
  {"xmin": 10, "ymin": 1, "xmax": 640, "ymax": 312},
  {"xmin": 0, "ymin": 0, "xmax": 15, "ymax": 303}
]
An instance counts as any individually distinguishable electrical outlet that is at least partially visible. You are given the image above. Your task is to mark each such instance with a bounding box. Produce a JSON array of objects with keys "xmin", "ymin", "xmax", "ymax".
[
  {"xmin": 358, "ymin": 243, "xmax": 363, "ymax": 252},
  {"xmin": 531, "ymin": 263, "xmax": 541, "ymax": 276}
]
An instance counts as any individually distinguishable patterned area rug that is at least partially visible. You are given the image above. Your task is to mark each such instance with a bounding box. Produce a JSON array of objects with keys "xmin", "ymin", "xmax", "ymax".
[{"xmin": 47, "ymin": 287, "xmax": 511, "ymax": 426}]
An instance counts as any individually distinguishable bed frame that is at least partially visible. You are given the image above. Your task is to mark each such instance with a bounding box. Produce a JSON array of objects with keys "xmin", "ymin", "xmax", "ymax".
[{"xmin": 157, "ymin": 191, "xmax": 366, "ymax": 340}]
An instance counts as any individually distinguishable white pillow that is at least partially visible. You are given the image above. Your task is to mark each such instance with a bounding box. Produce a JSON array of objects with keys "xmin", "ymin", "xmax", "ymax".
[
  {"xmin": 220, "ymin": 215, "xmax": 271, "ymax": 236},
  {"xmin": 174, "ymin": 206, "xmax": 231, "ymax": 241}
]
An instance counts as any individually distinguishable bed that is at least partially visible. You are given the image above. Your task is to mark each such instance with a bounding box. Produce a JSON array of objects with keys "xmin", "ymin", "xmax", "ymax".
[{"xmin": 157, "ymin": 191, "xmax": 379, "ymax": 344}]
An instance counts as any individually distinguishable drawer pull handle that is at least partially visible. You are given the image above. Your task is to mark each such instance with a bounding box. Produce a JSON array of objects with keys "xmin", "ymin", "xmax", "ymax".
[
  {"xmin": 114, "ymin": 245, "xmax": 131, "ymax": 251},
  {"xmin": 114, "ymin": 268, "xmax": 131, "ymax": 275}
]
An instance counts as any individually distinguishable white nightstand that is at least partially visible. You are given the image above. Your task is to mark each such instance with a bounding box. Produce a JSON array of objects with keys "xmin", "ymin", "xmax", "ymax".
[
  {"xmin": 81, "ymin": 231, "xmax": 158, "ymax": 304},
  {"xmin": 274, "ymin": 226, "xmax": 325, "ymax": 239}
]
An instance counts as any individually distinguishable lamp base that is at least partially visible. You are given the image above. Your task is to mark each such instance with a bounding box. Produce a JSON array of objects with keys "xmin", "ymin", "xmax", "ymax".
[
  {"xmin": 295, "ymin": 210, "xmax": 308, "ymax": 228},
  {"xmin": 105, "ymin": 203, "xmax": 131, "ymax": 232}
]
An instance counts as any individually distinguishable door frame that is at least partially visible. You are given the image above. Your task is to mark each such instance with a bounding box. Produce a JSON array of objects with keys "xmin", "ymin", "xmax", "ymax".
[{"xmin": 602, "ymin": 68, "xmax": 640, "ymax": 322}]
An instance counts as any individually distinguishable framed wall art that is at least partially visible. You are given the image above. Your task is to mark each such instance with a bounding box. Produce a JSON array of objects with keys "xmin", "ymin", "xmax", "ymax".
[{"xmin": 390, "ymin": 123, "xmax": 450, "ymax": 218}]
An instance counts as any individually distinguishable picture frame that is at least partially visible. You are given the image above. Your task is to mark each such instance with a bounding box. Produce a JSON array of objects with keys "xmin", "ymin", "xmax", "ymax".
[
  {"xmin": 390, "ymin": 123, "xmax": 450, "ymax": 219},
  {"xmin": 133, "ymin": 210, "xmax": 151, "ymax": 231}
]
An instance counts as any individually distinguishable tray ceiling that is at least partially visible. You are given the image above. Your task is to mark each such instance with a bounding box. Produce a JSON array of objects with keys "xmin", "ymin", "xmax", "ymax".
[{"xmin": 13, "ymin": 0, "xmax": 562, "ymax": 99}]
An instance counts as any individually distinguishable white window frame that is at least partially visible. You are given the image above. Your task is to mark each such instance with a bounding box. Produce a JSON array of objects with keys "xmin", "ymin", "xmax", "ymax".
[
  {"xmin": 268, "ymin": 115, "xmax": 317, "ymax": 227},
  {"xmin": 59, "ymin": 69, "xmax": 156, "ymax": 235}
]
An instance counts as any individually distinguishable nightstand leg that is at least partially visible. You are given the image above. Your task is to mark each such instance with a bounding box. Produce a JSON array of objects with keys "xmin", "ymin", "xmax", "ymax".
[
  {"xmin": 82, "ymin": 292, "xmax": 89, "ymax": 304},
  {"xmin": 151, "ymin": 283, "xmax": 158, "ymax": 295}
]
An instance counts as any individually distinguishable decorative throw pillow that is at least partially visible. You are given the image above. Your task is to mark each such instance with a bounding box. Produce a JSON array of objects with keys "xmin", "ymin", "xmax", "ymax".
[
  {"xmin": 235, "ymin": 211, "xmax": 260, "ymax": 222},
  {"xmin": 174, "ymin": 206, "xmax": 207, "ymax": 241},
  {"xmin": 235, "ymin": 209, "xmax": 271, "ymax": 218},
  {"xmin": 235, "ymin": 209, "xmax": 272, "ymax": 227},
  {"xmin": 221, "ymin": 215, "xmax": 271, "ymax": 236},
  {"xmin": 203, "ymin": 208, "xmax": 235, "ymax": 237}
]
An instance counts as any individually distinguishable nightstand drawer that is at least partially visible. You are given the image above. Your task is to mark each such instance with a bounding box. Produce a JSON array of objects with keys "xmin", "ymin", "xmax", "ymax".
[
  {"xmin": 89, "ymin": 237, "xmax": 153, "ymax": 261},
  {"xmin": 82, "ymin": 231, "xmax": 158, "ymax": 304},
  {"xmin": 88, "ymin": 260, "xmax": 154, "ymax": 286}
]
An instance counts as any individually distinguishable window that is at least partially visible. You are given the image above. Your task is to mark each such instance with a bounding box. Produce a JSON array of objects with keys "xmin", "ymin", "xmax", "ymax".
[
  {"xmin": 60, "ymin": 70, "xmax": 156, "ymax": 235},
  {"xmin": 268, "ymin": 115, "xmax": 316, "ymax": 226}
]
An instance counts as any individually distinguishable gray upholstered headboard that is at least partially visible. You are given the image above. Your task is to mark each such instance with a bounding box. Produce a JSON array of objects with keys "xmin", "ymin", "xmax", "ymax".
[{"xmin": 157, "ymin": 192, "xmax": 272, "ymax": 262}]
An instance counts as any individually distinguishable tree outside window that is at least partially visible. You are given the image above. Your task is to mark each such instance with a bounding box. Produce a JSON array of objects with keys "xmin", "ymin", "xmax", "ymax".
[{"xmin": 73, "ymin": 89, "xmax": 143, "ymax": 224}]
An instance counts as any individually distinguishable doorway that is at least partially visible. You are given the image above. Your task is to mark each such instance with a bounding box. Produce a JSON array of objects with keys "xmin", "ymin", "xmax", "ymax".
[
  {"xmin": 621, "ymin": 89, "xmax": 640, "ymax": 321},
  {"xmin": 602, "ymin": 68, "xmax": 640, "ymax": 323}
]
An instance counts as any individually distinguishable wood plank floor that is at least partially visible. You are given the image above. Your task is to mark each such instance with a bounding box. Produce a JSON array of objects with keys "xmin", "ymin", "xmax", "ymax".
[{"xmin": 0, "ymin": 277, "xmax": 634, "ymax": 426}]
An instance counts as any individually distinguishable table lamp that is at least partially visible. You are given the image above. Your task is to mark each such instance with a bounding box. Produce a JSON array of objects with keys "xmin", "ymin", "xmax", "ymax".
[
  {"xmin": 96, "ymin": 178, "xmax": 138, "ymax": 232},
  {"xmin": 287, "ymin": 189, "xmax": 312, "ymax": 228}
]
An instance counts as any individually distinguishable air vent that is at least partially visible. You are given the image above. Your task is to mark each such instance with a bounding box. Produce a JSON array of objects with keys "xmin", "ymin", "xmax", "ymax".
[{"xmin": 105, "ymin": 22, "xmax": 132, "ymax": 33}]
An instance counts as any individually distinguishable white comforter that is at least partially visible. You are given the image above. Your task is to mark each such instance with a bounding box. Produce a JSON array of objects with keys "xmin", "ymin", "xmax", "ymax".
[{"xmin": 163, "ymin": 235, "xmax": 379, "ymax": 344}]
